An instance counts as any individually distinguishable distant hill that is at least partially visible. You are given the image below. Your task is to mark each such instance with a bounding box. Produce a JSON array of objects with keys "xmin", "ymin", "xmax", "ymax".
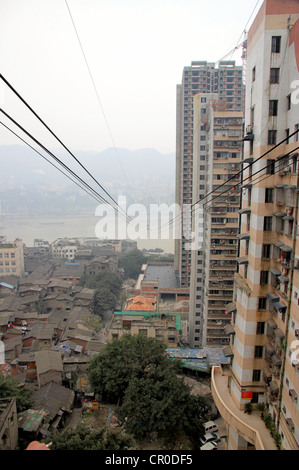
[
  {"xmin": 0, "ymin": 145, "xmax": 175, "ymax": 190},
  {"xmin": 0, "ymin": 145, "xmax": 175, "ymax": 216}
]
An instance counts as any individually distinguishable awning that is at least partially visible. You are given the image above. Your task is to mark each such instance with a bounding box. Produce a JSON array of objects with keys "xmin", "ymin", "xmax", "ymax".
[
  {"xmin": 273, "ymin": 302, "xmax": 287, "ymax": 311},
  {"xmin": 272, "ymin": 355, "xmax": 282, "ymax": 366},
  {"xmin": 287, "ymin": 185, "xmax": 297, "ymax": 189},
  {"xmin": 274, "ymin": 328, "xmax": 285, "ymax": 339},
  {"xmin": 223, "ymin": 346, "xmax": 234, "ymax": 357},
  {"xmin": 274, "ymin": 212, "xmax": 286, "ymax": 217},
  {"xmin": 270, "ymin": 268, "xmax": 281, "ymax": 276},
  {"xmin": 238, "ymin": 208, "xmax": 251, "ymax": 215},
  {"xmin": 270, "ymin": 380, "xmax": 279, "ymax": 393},
  {"xmin": 267, "ymin": 318, "xmax": 277, "ymax": 329},
  {"xmin": 281, "ymin": 245, "xmax": 292, "ymax": 252},
  {"xmin": 263, "ymin": 367, "xmax": 272, "ymax": 379},
  {"xmin": 267, "ymin": 292, "xmax": 280, "ymax": 302},
  {"xmin": 242, "ymin": 183, "xmax": 252, "ymax": 189},
  {"xmin": 273, "ymin": 241, "xmax": 284, "ymax": 248},
  {"xmin": 265, "ymin": 344, "xmax": 275, "ymax": 355},
  {"xmin": 224, "ymin": 324, "xmax": 235, "ymax": 335},
  {"xmin": 278, "ymin": 275, "xmax": 289, "ymax": 283},
  {"xmin": 275, "ymin": 184, "xmax": 287, "ymax": 188},
  {"xmin": 237, "ymin": 257, "xmax": 248, "ymax": 265},
  {"xmin": 225, "ymin": 302, "xmax": 237, "ymax": 313},
  {"xmin": 243, "ymin": 157, "xmax": 254, "ymax": 163},
  {"xmin": 283, "ymin": 216, "xmax": 294, "ymax": 221},
  {"xmin": 237, "ymin": 233, "xmax": 250, "ymax": 240},
  {"xmin": 243, "ymin": 133, "xmax": 254, "ymax": 141}
]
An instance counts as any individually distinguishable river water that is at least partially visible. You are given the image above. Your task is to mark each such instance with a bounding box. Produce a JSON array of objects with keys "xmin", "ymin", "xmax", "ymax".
[{"xmin": 0, "ymin": 215, "xmax": 175, "ymax": 253}]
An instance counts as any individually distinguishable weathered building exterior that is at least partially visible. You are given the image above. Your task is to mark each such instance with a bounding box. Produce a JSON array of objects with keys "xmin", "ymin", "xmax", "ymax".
[{"xmin": 212, "ymin": 0, "xmax": 299, "ymax": 450}]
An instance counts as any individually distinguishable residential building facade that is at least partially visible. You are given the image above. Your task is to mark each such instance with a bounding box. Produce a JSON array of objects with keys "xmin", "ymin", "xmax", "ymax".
[
  {"xmin": 175, "ymin": 61, "xmax": 244, "ymax": 289},
  {"xmin": 0, "ymin": 237, "xmax": 24, "ymax": 277},
  {"xmin": 189, "ymin": 93, "xmax": 243, "ymax": 348},
  {"xmin": 211, "ymin": 0, "xmax": 299, "ymax": 450}
]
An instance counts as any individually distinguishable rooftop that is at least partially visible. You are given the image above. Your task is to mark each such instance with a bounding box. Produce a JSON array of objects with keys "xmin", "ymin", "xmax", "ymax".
[
  {"xmin": 167, "ymin": 347, "xmax": 231, "ymax": 373},
  {"xmin": 114, "ymin": 311, "xmax": 182, "ymax": 331},
  {"xmin": 143, "ymin": 263, "xmax": 180, "ymax": 289},
  {"xmin": 125, "ymin": 295, "xmax": 156, "ymax": 312}
]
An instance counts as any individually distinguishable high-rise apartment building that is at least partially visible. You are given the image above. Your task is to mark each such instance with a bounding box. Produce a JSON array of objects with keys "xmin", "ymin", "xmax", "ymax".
[
  {"xmin": 175, "ymin": 61, "xmax": 244, "ymax": 289},
  {"xmin": 211, "ymin": 0, "xmax": 299, "ymax": 450},
  {"xmin": 0, "ymin": 237, "xmax": 24, "ymax": 277},
  {"xmin": 188, "ymin": 93, "xmax": 243, "ymax": 348}
]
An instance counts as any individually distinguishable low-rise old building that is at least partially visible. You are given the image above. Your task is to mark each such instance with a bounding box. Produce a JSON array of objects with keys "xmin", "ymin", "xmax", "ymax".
[
  {"xmin": 0, "ymin": 237, "xmax": 24, "ymax": 278},
  {"xmin": 35, "ymin": 349, "xmax": 63, "ymax": 389},
  {"xmin": 108, "ymin": 310, "xmax": 182, "ymax": 347}
]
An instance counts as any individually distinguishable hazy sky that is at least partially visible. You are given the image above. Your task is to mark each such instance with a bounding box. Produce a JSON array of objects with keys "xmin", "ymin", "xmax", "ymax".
[{"xmin": 0, "ymin": 0, "xmax": 262, "ymax": 155}]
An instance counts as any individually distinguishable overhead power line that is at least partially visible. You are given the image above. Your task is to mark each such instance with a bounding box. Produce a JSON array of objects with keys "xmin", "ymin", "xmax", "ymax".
[
  {"xmin": 0, "ymin": 120, "xmax": 116, "ymax": 208},
  {"xmin": 64, "ymin": 0, "xmax": 129, "ymax": 186},
  {"xmin": 0, "ymin": 107, "xmax": 130, "ymax": 221},
  {"xmin": 202, "ymin": 146, "xmax": 299, "ymax": 213},
  {"xmin": 0, "ymin": 73, "xmax": 130, "ymax": 221},
  {"xmin": 167, "ymin": 128, "xmax": 299, "ymax": 231}
]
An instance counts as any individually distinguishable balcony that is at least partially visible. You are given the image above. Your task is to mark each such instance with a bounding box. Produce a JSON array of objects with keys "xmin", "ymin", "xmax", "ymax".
[{"xmin": 211, "ymin": 367, "xmax": 277, "ymax": 450}]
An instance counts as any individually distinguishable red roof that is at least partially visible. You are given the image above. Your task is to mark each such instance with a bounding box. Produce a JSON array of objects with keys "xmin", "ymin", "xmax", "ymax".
[{"xmin": 26, "ymin": 441, "xmax": 50, "ymax": 450}]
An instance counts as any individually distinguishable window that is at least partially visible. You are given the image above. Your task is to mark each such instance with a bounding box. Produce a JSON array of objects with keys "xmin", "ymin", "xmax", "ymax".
[
  {"xmin": 252, "ymin": 369, "xmax": 261, "ymax": 382},
  {"xmin": 258, "ymin": 297, "xmax": 267, "ymax": 310},
  {"xmin": 265, "ymin": 188, "xmax": 273, "ymax": 203},
  {"xmin": 250, "ymin": 106, "xmax": 255, "ymax": 127},
  {"xmin": 295, "ymin": 124, "xmax": 299, "ymax": 142},
  {"xmin": 256, "ymin": 322, "xmax": 265, "ymax": 334},
  {"xmin": 270, "ymin": 68, "xmax": 280, "ymax": 84},
  {"xmin": 286, "ymin": 128, "xmax": 290, "ymax": 144},
  {"xmin": 252, "ymin": 66, "xmax": 256, "ymax": 82},
  {"xmin": 287, "ymin": 94, "xmax": 291, "ymax": 110},
  {"xmin": 271, "ymin": 36, "xmax": 281, "ymax": 53},
  {"xmin": 268, "ymin": 130, "xmax": 277, "ymax": 145},
  {"xmin": 262, "ymin": 244, "xmax": 271, "ymax": 258},
  {"xmin": 269, "ymin": 100, "xmax": 278, "ymax": 116},
  {"xmin": 255, "ymin": 346, "xmax": 263, "ymax": 358},
  {"xmin": 264, "ymin": 216, "xmax": 272, "ymax": 231},
  {"xmin": 266, "ymin": 159, "xmax": 275, "ymax": 174},
  {"xmin": 260, "ymin": 271, "xmax": 269, "ymax": 285}
]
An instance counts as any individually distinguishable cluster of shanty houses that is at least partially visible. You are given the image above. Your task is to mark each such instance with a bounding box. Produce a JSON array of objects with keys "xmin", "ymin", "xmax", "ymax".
[{"xmin": 0, "ymin": 255, "xmax": 111, "ymax": 449}]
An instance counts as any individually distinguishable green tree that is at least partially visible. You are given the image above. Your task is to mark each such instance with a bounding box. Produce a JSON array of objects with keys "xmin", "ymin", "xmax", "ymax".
[
  {"xmin": 118, "ymin": 250, "xmax": 147, "ymax": 279},
  {"xmin": 0, "ymin": 375, "xmax": 33, "ymax": 412},
  {"xmin": 183, "ymin": 394, "xmax": 209, "ymax": 448},
  {"xmin": 117, "ymin": 369, "xmax": 192, "ymax": 440},
  {"xmin": 51, "ymin": 423, "xmax": 134, "ymax": 450},
  {"xmin": 80, "ymin": 271, "xmax": 123, "ymax": 314},
  {"xmin": 94, "ymin": 286, "xmax": 118, "ymax": 314},
  {"xmin": 88, "ymin": 334, "xmax": 180, "ymax": 404},
  {"xmin": 80, "ymin": 271, "xmax": 123, "ymax": 297},
  {"xmin": 88, "ymin": 334, "xmax": 209, "ymax": 442}
]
